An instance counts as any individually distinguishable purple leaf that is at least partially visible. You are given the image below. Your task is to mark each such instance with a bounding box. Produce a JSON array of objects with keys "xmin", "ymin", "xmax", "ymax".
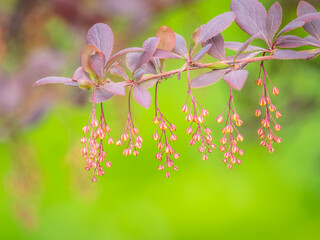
[
  {"xmin": 231, "ymin": 0, "xmax": 267, "ymax": 41},
  {"xmin": 227, "ymin": 51, "xmax": 262, "ymax": 61},
  {"xmin": 134, "ymin": 37, "xmax": 160, "ymax": 71},
  {"xmin": 172, "ymin": 33, "xmax": 188, "ymax": 57},
  {"xmin": 223, "ymin": 70, "xmax": 248, "ymax": 91},
  {"xmin": 191, "ymin": 69, "xmax": 229, "ymax": 88},
  {"xmin": 297, "ymin": 1, "xmax": 320, "ymax": 41},
  {"xmin": 274, "ymin": 50, "xmax": 319, "ymax": 60},
  {"xmin": 192, "ymin": 43, "xmax": 212, "ymax": 61},
  {"xmin": 132, "ymin": 66, "xmax": 146, "ymax": 81},
  {"xmin": 109, "ymin": 65, "xmax": 129, "ymax": 80},
  {"xmin": 304, "ymin": 36, "xmax": 320, "ymax": 46},
  {"xmin": 225, "ymin": 42, "xmax": 266, "ymax": 52},
  {"xmin": 103, "ymin": 83, "xmax": 125, "ymax": 96},
  {"xmin": 126, "ymin": 52, "xmax": 140, "ymax": 72},
  {"xmin": 153, "ymin": 49, "xmax": 183, "ymax": 59},
  {"xmin": 139, "ymin": 79, "xmax": 159, "ymax": 89},
  {"xmin": 72, "ymin": 67, "xmax": 90, "ymax": 82},
  {"xmin": 276, "ymin": 20, "xmax": 304, "ymax": 37},
  {"xmin": 64, "ymin": 82, "xmax": 79, "ymax": 87},
  {"xmin": 107, "ymin": 47, "xmax": 144, "ymax": 66},
  {"xmin": 133, "ymin": 85, "xmax": 151, "ymax": 109},
  {"xmin": 90, "ymin": 89, "xmax": 114, "ymax": 103},
  {"xmin": 277, "ymin": 13, "xmax": 320, "ymax": 37},
  {"xmin": 33, "ymin": 76, "xmax": 74, "ymax": 86},
  {"xmin": 203, "ymin": 33, "xmax": 226, "ymax": 60},
  {"xmin": 89, "ymin": 51, "xmax": 106, "ymax": 78},
  {"xmin": 198, "ymin": 12, "xmax": 236, "ymax": 44},
  {"xmin": 266, "ymin": 2, "xmax": 282, "ymax": 44},
  {"xmin": 234, "ymin": 33, "xmax": 261, "ymax": 61},
  {"xmin": 275, "ymin": 35, "xmax": 320, "ymax": 48},
  {"xmin": 126, "ymin": 52, "xmax": 157, "ymax": 75},
  {"xmin": 87, "ymin": 23, "xmax": 114, "ymax": 63}
]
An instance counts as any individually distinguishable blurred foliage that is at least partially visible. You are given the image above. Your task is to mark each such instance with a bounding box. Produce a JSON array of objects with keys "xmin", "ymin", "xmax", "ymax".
[{"xmin": 0, "ymin": 0, "xmax": 320, "ymax": 239}]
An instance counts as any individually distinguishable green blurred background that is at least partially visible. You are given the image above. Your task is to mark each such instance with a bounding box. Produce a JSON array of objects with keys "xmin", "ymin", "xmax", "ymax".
[{"xmin": 1, "ymin": 0, "xmax": 320, "ymax": 239}]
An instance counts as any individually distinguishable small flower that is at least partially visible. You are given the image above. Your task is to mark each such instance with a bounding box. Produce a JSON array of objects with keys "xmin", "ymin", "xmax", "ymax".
[
  {"xmin": 255, "ymin": 62, "xmax": 282, "ymax": 153},
  {"xmin": 81, "ymin": 101, "xmax": 112, "ymax": 182},
  {"xmin": 218, "ymin": 88, "xmax": 244, "ymax": 169},
  {"xmin": 153, "ymin": 82, "xmax": 179, "ymax": 177}
]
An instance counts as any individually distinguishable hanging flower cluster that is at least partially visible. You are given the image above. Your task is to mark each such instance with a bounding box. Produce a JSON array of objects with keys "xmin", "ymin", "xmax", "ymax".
[{"xmin": 33, "ymin": 0, "xmax": 320, "ymax": 181}]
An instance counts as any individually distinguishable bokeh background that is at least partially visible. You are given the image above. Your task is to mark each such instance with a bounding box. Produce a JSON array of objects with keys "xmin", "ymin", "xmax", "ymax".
[{"xmin": 1, "ymin": 0, "xmax": 320, "ymax": 239}]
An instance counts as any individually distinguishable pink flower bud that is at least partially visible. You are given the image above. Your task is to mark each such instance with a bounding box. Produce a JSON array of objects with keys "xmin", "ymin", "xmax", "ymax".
[
  {"xmin": 92, "ymin": 119, "xmax": 99, "ymax": 128},
  {"xmin": 170, "ymin": 134, "xmax": 177, "ymax": 142},
  {"xmin": 153, "ymin": 116, "xmax": 160, "ymax": 124},
  {"xmin": 202, "ymin": 154, "xmax": 208, "ymax": 161},
  {"xmin": 82, "ymin": 126, "xmax": 90, "ymax": 134},
  {"xmin": 170, "ymin": 125, "xmax": 177, "ymax": 132},
  {"xmin": 158, "ymin": 165, "xmax": 164, "ymax": 170},
  {"xmin": 156, "ymin": 152, "xmax": 162, "ymax": 160},
  {"xmin": 186, "ymin": 127, "xmax": 193, "ymax": 135},
  {"xmin": 116, "ymin": 140, "xmax": 123, "ymax": 146},
  {"xmin": 121, "ymin": 133, "xmax": 129, "ymax": 141},
  {"xmin": 272, "ymin": 87, "xmax": 280, "ymax": 95},
  {"xmin": 106, "ymin": 161, "xmax": 112, "ymax": 168},
  {"xmin": 181, "ymin": 104, "xmax": 188, "ymax": 113},
  {"xmin": 255, "ymin": 109, "xmax": 261, "ymax": 117},
  {"xmin": 216, "ymin": 115, "xmax": 223, "ymax": 124},
  {"xmin": 201, "ymin": 109, "xmax": 209, "ymax": 117}
]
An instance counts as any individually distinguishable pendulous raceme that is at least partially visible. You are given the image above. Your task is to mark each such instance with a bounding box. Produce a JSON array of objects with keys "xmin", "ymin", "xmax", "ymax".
[{"xmin": 33, "ymin": 0, "xmax": 320, "ymax": 181}]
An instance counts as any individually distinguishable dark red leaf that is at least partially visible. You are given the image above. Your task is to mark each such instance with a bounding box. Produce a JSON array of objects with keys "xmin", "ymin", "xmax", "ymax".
[
  {"xmin": 223, "ymin": 70, "xmax": 248, "ymax": 91},
  {"xmin": 33, "ymin": 76, "xmax": 75, "ymax": 86},
  {"xmin": 90, "ymin": 89, "xmax": 114, "ymax": 103},
  {"xmin": 81, "ymin": 45, "xmax": 98, "ymax": 74},
  {"xmin": 87, "ymin": 23, "xmax": 114, "ymax": 63},
  {"xmin": 266, "ymin": 2, "xmax": 282, "ymax": 44},
  {"xmin": 191, "ymin": 69, "xmax": 229, "ymax": 88},
  {"xmin": 203, "ymin": 33, "xmax": 226, "ymax": 60},
  {"xmin": 273, "ymin": 50, "xmax": 318, "ymax": 59},
  {"xmin": 231, "ymin": 0, "xmax": 267, "ymax": 41},
  {"xmin": 103, "ymin": 83, "xmax": 125, "ymax": 96},
  {"xmin": 89, "ymin": 51, "xmax": 106, "ymax": 78},
  {"xmin": 156, "ymin": 26, "xmax": 176, "ymax": 52},
  {"xmin": 297, "ymin": 1, "xmax": 320, "ymax": 41},
  {"xmin": 134, "ymin": 37, "xmax": 160, "ymax": 71},
  {"xmin": 173, "ymin": 33, "xmax": 188, "ymax": 57},
  {"xmin": 198, "ymin": 12, "xmax": 236, "ymax": 44},
  {"xmin": 192, "ymin": 43, "xmax": 212, "ymax": 61},
  {"xmin": 133, "ymin": 85, "xmax": 151, "ymax": 109}
]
